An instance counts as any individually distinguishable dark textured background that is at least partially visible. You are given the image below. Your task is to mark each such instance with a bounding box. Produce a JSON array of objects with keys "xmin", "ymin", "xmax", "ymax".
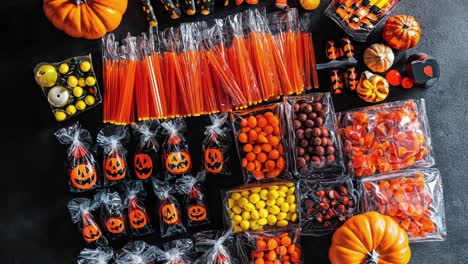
[{"xmin": 1, "ymin": 0, "xmax": 467, "ymax": 263}]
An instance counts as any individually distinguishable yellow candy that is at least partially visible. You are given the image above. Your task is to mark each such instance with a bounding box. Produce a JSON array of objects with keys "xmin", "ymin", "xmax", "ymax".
[
  {"xmin": 267, "ymin": 215, "xmax": 277, "ymax": 226},
  {"xmin": 250, "ymin": 221, "xmax": 260, "ymax": 231},
  {"xmin": 268, "ymin": 185, "xmax": 279, "ymax": 191},
  {"xmin": 286, "ymin": 182, "xmax": 294, "ymax": 187},
  {"xmin": 238, "ymin": 198, "xmax": 248, "ymax": 207},
  {"xmin": 251, "ymin": 187, "xmax": 262, "ymax": 193},
  {"xmin": 259, "ymin": 208, "xmax": 268, "ymax": 218},
  {"xmin": 251, "ymin": 210, "xmax": 259, "ymax": 220},
  {"xmin": 80, "ymin": 61, "xmax": 91, "ymax": 72},
  {"xmin": 249, "ymin": 193, "xmax": 260, "ymax": 204},
  {"xmin": 240, "ymin": 220, "xmax": 250, "ymax": 230},
  {"xmin": 78, "ymin": 78, "xmax": 86, "ymax": 87},
  {"xmin": 231, "ymin": 193, "xmax": 241, "ymax": 201},
  {"xmin": 58, "ymin": 63, "xmax": 69, "ymax": 74},
  {"xmin": 85, "ymin": 76, "xmax": 96, "ymax": 86},
  {"xmin": 241, "ymin": 190, "xmax": 250, "ymax": 197},
  {"xmin": 276, "ymin": 197, "xmax": 285, "ymax": 206},
  {"xmin": 73, "ymin": 86, "xmax": 84, "ymax": 97},
  {"xmin": 258, "ymin": 219, "xmax": 268, "ymax": 226},
  {"xmin": 291, "ymin": 213, "xmax": 298, "ymax": 222},
  {"xmin": 242, "ymin": 211, "xmax": 251, "ymax": 220},
  {"xmin": 75, "ymin": 100, "xmax": 86, "ymax": 110},
  {"xmin": 66, "ymin": 105, "xmax": 77, "ymax": 115},
  {"xmin": 281, "ymin": 203, "xmax": 290, "ymax": 213},
  {"xmin": 67, "ymin": 76, "xmax": 78, "ymax": 87},
  {"xmin": 244, "ymin": 203, "xmax": 256, "ymax": 212},
  {"xmin": 277, "ymin": 220, "xmax": 288, "ymax": 227},
  {"xmin": 228, "ymin": 198, "xmax": 234, "ymax": 208},
  {"xmin": 278, "ymin": 191, "xmax": 287, "ymax": 198},
  {"xmin": 54, "ymin": 111, "xmax": 67, "ymax": 121},
  {"xmin": 288, "ymin": 187, "xmax": 296, "ymax": 195},
  {"xmin": 268, "ymin": 205, "xmax": 280, "ymax": 215},
  {"xmin": 260, "ymin": 189, "xmax": 269, "ymax": 200},
  {"xmin": 279, "ymin": 186, "xmax": 289, "ymax": 193},
  {"xmin": 255, "ymin": 201, "xmax": 266, "ymax": 209},
  {"xmin": 287, "ymin": 212, "xmax": 294, "ymax": 220},
  {"xmin": 266, "ymin": 199, "xmax": 276, "ymax": 206},
  {"xmin": 232, "ymin": 215, "xmax": 242, "ymax": 223},
  {"xmin": 232, "ymin": 206, "xmax": 242, "ymax": 215},
  {"xmin": 286, "ymin": 195, "xmax": 296, "ymax": 204},
  {"xmin": 233, "ymin": 226, "xmax": 242, "ymax": 233},
  {"xmin": 277, "ymin": 212, "xmax": 287, "ymax": 220},
  {"xmin": 85, "ymin": 95, "xmax": 95, "ymax": 106},
  {"xmin": 289, "ymin": 203, "xmax": 297, "ymax": 213},
  {"xmin": 268, "ymin": 190, "xmax": 279, "ymax": 200}
]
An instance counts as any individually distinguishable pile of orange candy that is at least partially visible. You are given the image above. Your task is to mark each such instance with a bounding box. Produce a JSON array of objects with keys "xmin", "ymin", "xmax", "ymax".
[
  {"xmin": 363, "ymin": 172, "xmax": 436, "ymax": 238},
  {"xmin": 340, "ymin": 101, "xmax": 429, "ymax": 177},
  {"xmin": 238, "ymin": 111, "xmax": 286, "ymax": 180},
  {"xmin": 251, "ymin": 232, "xmax": 301, "ymax": 264}
]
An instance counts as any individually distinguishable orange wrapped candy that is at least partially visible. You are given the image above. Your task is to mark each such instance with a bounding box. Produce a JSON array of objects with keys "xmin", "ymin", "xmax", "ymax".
[{"xmin": 248, "ymin": 229, "xmax": 302, "ymax": 264}]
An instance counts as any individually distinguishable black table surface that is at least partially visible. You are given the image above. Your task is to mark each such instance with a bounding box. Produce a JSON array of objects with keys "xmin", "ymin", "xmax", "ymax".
[{"xmin": 1, "ymin": 0, "xmax": 467, "ymax": 263}]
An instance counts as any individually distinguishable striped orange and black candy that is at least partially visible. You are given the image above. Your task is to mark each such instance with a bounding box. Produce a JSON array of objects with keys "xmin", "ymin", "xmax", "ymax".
[
  {"xmin": 160, "ymin": 0, "xmax": 182, "ymax": 19},
  {"xmin": 326, "ymin": 41, "xmax": 343, "ymax": 61},
  {"xmin": 141, "ymin": 0, "xmax": 158, "ymax": 28},
  {"xmin": 343, "ymin": 67, "xmax": 358, "ymax": 91},
  {"xmin": 341, "ymin": 37, "xmax": 355, "ymax": 59},
  {"xmin": 329, "ymin": 69, "xmax": 344, "ymax": 94}
]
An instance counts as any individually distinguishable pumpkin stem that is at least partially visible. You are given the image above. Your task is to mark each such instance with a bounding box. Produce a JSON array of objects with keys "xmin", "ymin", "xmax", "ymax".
[
  {"xmin": 378, "ymin": 53, "xmax": 386, "ymax": 61},
  {"xmin": 402, "ymin": 23, "xmax": 410, "ymax": 29},
  {"xmin": 75, "ymin": 0, "xmax": 87, "ymax": 5},
  {"xmin": 365, "ymin": 249, "xmax": 379, "ymax": 264}
]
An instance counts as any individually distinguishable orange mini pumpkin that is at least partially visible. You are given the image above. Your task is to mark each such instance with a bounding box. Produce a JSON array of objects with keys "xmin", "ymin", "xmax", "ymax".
[
  {"xmin": 383, "ymin": 15, "xmax": 422, "ymax": 51},
  {"xmin": 188, "ymin": 205, "xmax": 207, "ymax": 221},
  {"xmin": 204, "ymin": 148, "xmax": 223, "ymax": 174},
  {"xmin": 134, "ymin": 153, "xmax": 153, "ymax": 180},
  {"xmin": 104, "ymin": 156, "xmax": 126, "ymax": 180},
  {"xmin": 363, "ymin": 44, "xmax": 395, "ymax": 73},
  {"xmin": 43, "ymin": 0, "xmax": 128, "ymax": 39},
  {"xmin": 161, "ymin": 203, "xmax": 179, "ymax": 224},
  {"xmin": 69, "ymin": 164, "xmax": 97, "ymax": 190},
  {"xmin": 329, "ymin": 212, "xmax": 411, "ymax": 264}
]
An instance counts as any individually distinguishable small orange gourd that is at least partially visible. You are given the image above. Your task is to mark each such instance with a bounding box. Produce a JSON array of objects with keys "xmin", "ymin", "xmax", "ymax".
[
  {"xmin": 357, "ymin": 71, "xmax": 390, "ymax": 103},
  {"xmin": 329, "ymin": 212, "xmax": 411, "ymax": 264},
  {"xmin": 383, "ymin": 15, "xmax": 422, "ymax": 51},
  {"xmin": 363, "ymin": 44, "xmax": 395, "ymax": 73},
  {"xmin": 43, "ymin": 0, "xmax": 128, "ymax": 39}
]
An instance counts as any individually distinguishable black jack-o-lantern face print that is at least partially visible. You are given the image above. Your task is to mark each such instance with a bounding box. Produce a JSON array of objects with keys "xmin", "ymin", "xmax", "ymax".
[
  {"xmin": 134, "ymin": 153, "xmax": 153, "ymax": 180},
  {"xmin": 204, "ymin": 148, "xmax": 223, "ymax": 174},
  {"xmin": 69, "ymin": 164, "xmax": 97, "ymax": 190},
  {"xmin": 82, "ymin": 224, "xmax": 102, "ymax": 243},
  {"xmin": 104, "ymin": 157, "xmax": 126, "ymax": 180},
  {"xmin": 129, "ymin": 209, "xmax": 147, "ymax": 229},
  {"xmin": 165, "ymin": 151, "xmax": 191, "ymax": 175},
  {"xmin": 161, "ymin": 203, "xmax": 179, "ymax": 225},
  {"xmin": 188, "ymin": 205, "xmax": 207, "ymax": 221},
  {"xmin": 105, "ymin": 217, "xmax": 125, "ymax": 234}
]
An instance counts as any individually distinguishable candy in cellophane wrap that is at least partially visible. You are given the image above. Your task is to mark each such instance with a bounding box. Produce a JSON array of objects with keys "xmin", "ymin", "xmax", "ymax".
[
  {"xmin": 176, "ymin": 172, "xmax": 211, "ymax": 227},
  {"xmin": 94, "ymin": 190, "xmax": 128, "ymax": 240},
  {"xmin": 202, "ymin": 113, "xmax": 232, "ymax": 176},
  {"xmin": 360, "ymin": 168, "xmax": 446, "ymax": 242},
  {"xmin": 115, "ymin": 241, "xmax": 159, "ymax": 264},
  {"xmin": 153, "ymin": 239, "xmax": 193, "ymax": 264},
  {"xmin": 77, "ymin": 247, "xmax": 114, "ymax": 264},
  {"xmin": 299, "ymin": 177, "xmax": 359, "ymax": 236},
  {"xmin": 97, "ymin": 125, "xmax": 130, "ymax": 185},
  {"xmin": 223, "ymin": 181, "xmax": 300, "ymax": 234},
  {"xmin": 337, "ymin": 99, "xmax": 434, "ymax": 177},
  {"xmin": 153, "ymin": 179, "xmax": 187, "ymax": 237},
  {"xmin": 193, "ymin": 230, "xmax": 249, "ymax": 264},
  {"xmin": 231, "ymin": 103, "xmax": 291, "ymax": 183},
  {"xmin": 243, "ymin": 228, "xmax": 303, "ymax": 264},
  {"xmin": 67, "ymin": 198, "xmax": 108, "ymax": 246},
  {"xmin": 55, "ymin": 122, "xmax": 100, "ymax": 192},
  {"xmin": 324, "ymin": 0, "xmax": 401, "ymax": 42},
  {"xmin": 124, "ymin": 181, "xmax": 153, "ymax": 237},
  {"xmin": 161, "ymin": 118, "xmax": 193, "ymax": 181},
  {"xmin": 132, "ymin": 120, "xmax": 161, "ymax": 181},
  {"xmin": 284, "ymin": 93, "xmax": 345, "ymax": 177}
]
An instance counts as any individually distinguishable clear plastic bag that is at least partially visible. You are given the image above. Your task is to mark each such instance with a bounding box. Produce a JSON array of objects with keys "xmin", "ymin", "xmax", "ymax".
[
  {"xmin": 155, "ymin": 239, "xmax": 193, "ymax": 264},
  {"xmin": 132, "ymin": 120, "xmax": 161, "ymax": 181},
  {"xmin": 337, "ymin": 99, "xmax": 435, "ymax": 177},
  {"xmin": 299, "ymin": 177, "xmax": 358, "ymax": 236},
  {"xmin": 193, "ymin": 230, "xmax": 248, "ymax": 264},
  {"xmin": 152, "ymin": 179, "xmax": 187, "ymax": 237},
  {"xmin": 176, "ymin": 172, "xmax": 211, "ymax": 227},
  {"xmin": 244, "ymin": 228, "xmax": 303, "ymax": 264},
  {"xmin": 55, "ymin": 122, "xmax": 100, "ymax": 192},
  {"xmin": 94, "ymin": 190, "xmax": 128, "ymax": 240},
  {"xmin": 161, "ymin": 118, "xmax": 193, "ymax": 181},
  {"xmin": 202, "ymin": 113, "xmax": 232, "ymax": 176},
  {"xmin": 285, "ymin": 93, "xmax": 345, "ymax": 177},
  {"xmin": 77, "ymin": 247, "xmax": 114, "ymax": 264},
  {"xmin": 97, "ymin": 125, "xmax": 130, "ymax": 185},
  {"xmin": 360, "ymin": 168, "xmax": 446, "ymax": 242},
  {"xmin": 33, "ymin": 54, "xmax": 102, "ymax": 121},
  {"xmin": 115, "ymin": 241, "xmax": 159, "ymax": 264},
  {"xmin": 231, "ymin": 103, "xmax": 291, "ymax": 182},
  {"xmin": 67, "ymin": 198, "xmax": 108, "ymax": 246},
  {"xmin": 324, "ymin": 0, "xmax": 401, "ymax": 42},
  {"xmin": 124, "ymin": 181, "xmax": 154, "ymax": 236},
  {"xmin": 223, "ymin": 181, "xmax": 299, "ymax": 233}
]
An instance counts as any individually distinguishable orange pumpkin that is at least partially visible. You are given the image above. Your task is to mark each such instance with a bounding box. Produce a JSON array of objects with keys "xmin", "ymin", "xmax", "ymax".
[
  {"xmin": 204, "ymin": 148, "xmax": 223, "ymax": 174},
  {"xmin": 329, "ymin": 212, "xmax": 411, "ymax": 264},
  {"xmin": 43, "ymin": 0, "xmax": 128, "ymax": 40},
  {"xmin": 383, "ymin": 15, "xmax": 422, "ymax": 51},
  {"xmin": 363, "ymin": 44, "xmax": 395, "ymax": 73},
  {"xmin": 69, "ymin": 164, "xmax": 97, "ymax": 190},
  {"xmin": 357, "ymin": 71, "xmax": 390, "ymax": 103}
]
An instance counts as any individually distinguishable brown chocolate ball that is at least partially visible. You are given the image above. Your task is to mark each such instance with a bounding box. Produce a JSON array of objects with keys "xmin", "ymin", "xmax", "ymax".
[
  {"xmin": 321, "ymin": 137, "xmax": 328, "ymax": 146},
  {"xmin": 311, "ymin": 156, "xmax": 321, "ymax": 164},
  {"xmin": 303, "ymin": 154, "xmax": 310, "ymax": 162},
  {"xmin": 320, "ymin": 127, "xmax": 329, "ymax": 137},
  {"xmin": 315, "ymin": 117, "xmax": 324, "ymax": 126},
  {"xmin": 308, "ymin": 112, "xmax": 317, "ymax": 120},
  {"xmin": 296, "ymin": 129, "xmax": 304, "ymax": 139},
  {"xmin": 307, "ymin": 146, "xmax": 315, "ymax": 154},
  {"xmin": 298, "ymin": 113, "xmax": 307, "ymax": 121},
  {"xmin": 326, "ymin": 146, "xmax": 335, "ymax": 154},
  {"xmin": 294, "ymin": 120, "xmax": 302, "ymax": 129},
  {"xmin": 297, "ymin": 147, "xmax": 305, "ymax": 156},
  {"xmin": 316, "ymin": 146, "xmax": 325, "ymax": 156},
  {"xmin": 297, "ymin": 157, "xmax": 306, "ymax": 167},
  {"xmin": 319, "ymin": 110, "xmax": 328, "ymax": 118},
  {"xmin": 304, "ymin": 120, "xmax": 314, "ymax": 128},
  {"xmin": 304, "ymin": 104, "xmax": 313, "ymax": 113},
  {"xmin": 300, "ymin": 139, "xmax": 309, "ymax": 147},
  {"xmin": 293, "ymin": 103, "xmax": 300, "ymax": 112},
  {"xmin": 312, "ymin": 127, "xmax": 322, "ymax": 137},
  {"xmin": 313, "ymin": 102, "xmax": 323, "ymax": 112},
  {"xmin": 327, "ymin": 139, "xmax": 334, "ymax": 146},
  {"xmin": 300, "ymin": 103, "xmax": 309, "ymax": 111},
  {"xmin": 305, "ymin": 128, "xmax": 313, "ymax": 139},
  {"xmin": 326, "ymin": 155, "xmax": 335, "ymax": 163},
  {"xmin": 313, "ymin": 137, "xmax": 322, "ymax": 146}
]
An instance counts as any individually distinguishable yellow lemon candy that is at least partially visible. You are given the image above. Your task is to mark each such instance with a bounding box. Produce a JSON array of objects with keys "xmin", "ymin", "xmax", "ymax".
[
  {"xmin": 250, "ymin": 221, "xmax": 260, "ymax": 231},
  {"xmin": 249, "ymin": 193, "xmax": 260, "ymax": 204},
  {"xmin": 67, "ymin": 76, "xmax": 78, "ymax": 87},
  {"xmin": 245, "ymin": 203, "xmax": 256, "ymax": 212},
  {"xmin": 75, "ymin": 100, "xmax": 86, "ymax": 110},
  {"xmin": 256, "ymin": 201, "xmax": 266, "ymax": 209},
  {"xmin": 80, "ymin": 61, "xmax": 91, "ymax": 72},
  {"xmin": 268, "ymin": 185, "xmax": 279, "ymax": 191},
  {"xmin": 286, "ymin": 195, "xmax": 296, "ymax": 204},
  {"xmin": 276, "ymin": 197, "xmax": 285, "ymax": 206},
  {"xmin": 241, "ymin": 190, "xmax": 250, "ymax": 197},
  {"xmin": 277, "ymin": 212, "xmax": 287, "ymax": 220},
  {"xmin": 232, "ymin": 206, "xmax": 242, "ymax": 215},
  {"xmin": 278, "ymin": 191, "xmax": 287, "ymax": 198},
  {"xmin": 233, "ymin": 226, "xmax": 242, "ymax": 233},
  {"xmin": 260, "ymin": 189, "xmax": 269, "ymax": 200},
  {"xmin": 73, "ymin": 86, "xmax": 84, "ymax": 97},
  {"xmin": 228, "ymin": 199, "xmax": 234, "ymax": 208},
  {"xmin": 268, "ymin": 190, "xmax": 279, "ymax": 200},
  {"xmin": 288, "ymin": 187, "xmax": 296, "ymax": 195},
  {"xmin": 232, "ymin": 215, "xmax": 242, "ymax": 223},
  {"xmin": 251, "ymin": 210, "xmax": 260, "ymax": 220},
  {"xmin": 242, "ymin": 211, "xmax": 251, "ymax": 220},
  {"xmin": 59, "ymin": 63, "xmax": 69, "ymax": 74},
  {"xmin": 251, "ymin": 187, "xmax": 262, "ymax": 193},
  {"xmin": 277, "ymin": 220, "xmax": 288, "ymax": 227},
  {"xmin": 259, "ymin": 208, "xmax": 268, "ymax": 218},
  {"xmin": 258, "ymin": 218, "xmax": 268, "ymax": 226},
  {"xmin": 268, "ymin": 205, "xmax": 280, "ymax": 215},
  {"xmin": 240, "ymin": 220, "xmax": 250, "ymax": 231},
  {"xmin": 85, "ymin": 95, "xmax": 95, "ymax": 106},
  {"xmin": 85, "ymin": 76, "xmax": 96, "ymax": 86},
  {"xmin": 66, "ymin": 105, "xmax": 77, "ymax": 115},
  {"xmin": 266, "ymin": 199, "xmax": 276, "ymax": 206},
  {"xmin": 289, "ymin": 203, "xmax": 297, "ymax": 213},
  {"xmin": 286, "ymin": 182, "xmax": 294, "ymax": 187},
  {"xmin": 281, "ymin": 203, "xmax": 290, "ymax": 213},
  {"xmin": 279, "ymin": 186, "xmax": 288, "ymax": 193},
  {"xmin": 267, "ymin": 215, "xmax": 277, "ymax": 225},
  {"xmin": 78, "ymin": 78, "xmax": 86, "ymax": 87},
  {"xmin": 238, "ymin": 198, "xmax": 248, "ymax": 207},
  {"xmin": 291, "ymin": 213, "xmax": 298, "ymax": 222},
  {"xmin": 54, "ymin": 111, "xmax": 67, "ymax": 121},
  {"xmin": 231, "ymin": 193, "xmax": 241, "ymax": 201}
]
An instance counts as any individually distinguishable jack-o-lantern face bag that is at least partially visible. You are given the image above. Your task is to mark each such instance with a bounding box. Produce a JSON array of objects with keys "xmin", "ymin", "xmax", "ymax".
[
  {"xmin": 55, "ymin": 122, "xmax": 101, "ymax": 192},
  {"xmin": 115, "ymin": 241, "xmax": 159, "ymax": 264},
  {"xmin": 68, "ymin": 198, "xmax": 108, "ymax": 247},
  {"xmin": 176, "ymin": 172, "xmax": 211, "ymax": 227},
  {"xmin": 124, "ymin": 181, "xmax": 153, "ymax": 237},
  {"xmin": 97, "ymin": 126, "xmax": 130, "ymax": 186},
  {"xmin": 152, "ymin": 179, "xmax": 186, "ymax": 237},
  {"xmin": 202, "ymin": 114, "xmax": 232, "ymax": 176},
  {"xmin": 95, "ymin": 190, "xmax": 128, "ymax": 240},
  {"xmin": 132, "ymin": 121, "xmax": 160, "ymax": 181},
  {"xmin": 77, "ymin": 247, "xmax": 114, "ymax": 264},
  {"xmin": 161, "ymin": 118, "xmax": 192, "ymax": 181}
]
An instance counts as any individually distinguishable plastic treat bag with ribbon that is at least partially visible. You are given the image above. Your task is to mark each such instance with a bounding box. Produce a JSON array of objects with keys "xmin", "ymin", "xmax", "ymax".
[
  {"xmin": 152, "ymin": 179, "xmax": 187, "ymax": 237},
  {"xmin": 202, "ymin": 113, "xmax": 232, "ymax": 176},
  {"xmin": 176, "ymin": 172, "xmax": 211, "ymax": 227},
  {"xmin": 55, "ymin": 122, "xmax": 100, "ymax": 192},
  {"xmin": 161, "ymin": 118, "xmax": 193, "ymax": 181},
  {"xmin": 68, "ymin": 198, "xmax": 108, "ymax": 247},
  {"xmin": 97, "ymin": 125, "xmax": 130, "ymax": 186},
  {"xmin": 94, "ymin": 190, "xmax": 128, "ymax": 240},
  {"xmin": 193, "ymin": 230, "xmax": 248, "ymax": 264},
  {"xmin": 77, "ymin": 247, "xmax": 114, "ymax": 264},
  {"xmin": 155, "ymin": 239, "xmax": 194, "ymax": 264},
  {"xmin": 124, "ymin": 181, "xmax": 153, "ymax": 236},
  {"xmin": 163, "ymin": 239, "xmax": 196, "ymax": 261},
  {"xmin": 115, "ymin": 241, "xmax": 159, "ymax": 264},
  {"xmin": 132, "ymin": 121, "xmax": 161, "ymax": 181}
]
